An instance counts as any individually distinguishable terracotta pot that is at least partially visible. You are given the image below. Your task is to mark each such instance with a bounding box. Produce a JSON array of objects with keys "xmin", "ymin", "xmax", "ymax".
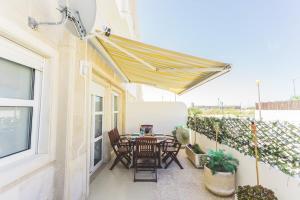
[
  {"xmin": 185, "ymin": 145, "xmax": 207, "ymax": 168},
  {"xmin": 204, "ymin": 165, "xmax": 236, "ymax": 196}
]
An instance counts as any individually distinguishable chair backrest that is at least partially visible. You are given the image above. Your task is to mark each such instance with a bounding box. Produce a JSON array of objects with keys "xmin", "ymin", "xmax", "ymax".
[
  {"xmin": 113, "ymin": 128, "xmax": 121, "ymax": 141},
  {"xmin": 108, "ymin": 129, "xmax": 118, "ymax": 146},
  {"xmin": 140, "ymin": 125, "xmax": 153, "ymax": 134},
  {"xmin": 136, "ymin": 137, "xmax": 157, "ymax": 154}
]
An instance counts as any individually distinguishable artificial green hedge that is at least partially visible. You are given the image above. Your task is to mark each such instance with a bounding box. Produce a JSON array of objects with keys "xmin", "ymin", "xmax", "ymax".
[{"xmin": 187, "ymin": 116, "xmax": 300, "ymax": 177}]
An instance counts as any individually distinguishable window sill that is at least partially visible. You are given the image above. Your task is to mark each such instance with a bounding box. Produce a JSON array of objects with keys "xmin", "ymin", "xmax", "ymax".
[{"xmin": 0, "ymin": 154, "xmax": 55, "ymax": 189}]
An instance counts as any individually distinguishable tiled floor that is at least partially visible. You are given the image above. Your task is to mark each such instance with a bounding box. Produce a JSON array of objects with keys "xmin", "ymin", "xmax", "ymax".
[{"xmin": 89, "ymin": 150, "xmax": 234, "ymax": 200}]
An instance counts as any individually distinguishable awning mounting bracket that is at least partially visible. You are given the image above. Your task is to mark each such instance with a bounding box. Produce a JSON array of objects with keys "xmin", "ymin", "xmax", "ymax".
[{"xmin": 28, "ymin": 6, "xmax": 87, "ymax": 39}]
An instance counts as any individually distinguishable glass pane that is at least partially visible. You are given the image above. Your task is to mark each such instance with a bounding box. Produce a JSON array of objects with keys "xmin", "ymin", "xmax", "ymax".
[
  {"xmin": 94, "ymin": 139, "xmax": 102, "ymax": 166},
  {"xmin": 94, "ymin": 114, "xmax": 102, "ymax": 138},
  {"xmin": 114, "ymin": 113, "xmax": 118, "ymax": 128},
  {"xmin": 0, "ymin": 107, "xmax": 32, "ymax": 158},
  {"xmin": 113, "ymin": 95, "xmax": 118, "ymax": 111},
  {"xmin": 95, "ymin": 96, "xmax": 103, "ymax": 112},
  {"xmin": 0, "ymin": 57, "xmax": 34, "ymax": 100}
]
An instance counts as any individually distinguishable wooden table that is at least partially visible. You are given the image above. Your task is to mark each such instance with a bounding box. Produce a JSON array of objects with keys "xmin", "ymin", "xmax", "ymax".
[{"xmin": 124, "ymin": 134, "xmax": 174, "ymax": 168}]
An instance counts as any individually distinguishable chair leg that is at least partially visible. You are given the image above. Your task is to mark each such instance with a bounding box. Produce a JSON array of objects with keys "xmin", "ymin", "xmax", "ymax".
[
  {"xmin": 162, "ymin": 152, "xmax": 171, "ymax": 162},
  {"xmin": 134, "ymin": 157, "xmax": 138, "ymax": 182},
  {"xmin": 171, "ymin": 154, "xmax": 183, "ymax": 169},
  {"xmin": 124, "ymin": 155, "xmax": 131, "ymax": 163},
  {"xmin": 154, "ymin": 156, "xmax": 157, "ymax": 182},
  {"xmin": 165, "ymin": 156, "xmax": 174, "ymax": 169},
  {"xmin": 120, "ymin": 156, "xmax": 130, "ymax": 168},
  {"xmin": 110, "ymin": 155, "xmax": 122, "ymax": 170}
]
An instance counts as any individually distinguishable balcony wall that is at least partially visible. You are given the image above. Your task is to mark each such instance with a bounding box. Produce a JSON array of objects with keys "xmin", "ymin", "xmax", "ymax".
[
  {"xmin": 126, "ymin": 102, "xmax": 188, "ymax": 134},
  {"xmin": 190, "ymin": 131, "xmax": 300, "ymax": 200}
]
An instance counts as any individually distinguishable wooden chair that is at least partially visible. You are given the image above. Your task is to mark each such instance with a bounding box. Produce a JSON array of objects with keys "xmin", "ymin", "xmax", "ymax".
[
  {"xmin": 113, "ymin": 128, "xmax": 133, "ymax": 157},
  {"xmin": 140, "ymin": 124, "xmax": 153, "ymax": 134},
  {"xmin": 108, "ymin": 130, "xmax": 131, "ymax": 170},
  {"xmin": 113, "ymin": 128, "xmax": 131, "ymax": 145},
  {"xmin": 134, "ymin": 137, "xmax": 158, "ymax": 182},
  {"xmin": 162, "ymin": 139, "xmax": 183, "ymax": 169}
]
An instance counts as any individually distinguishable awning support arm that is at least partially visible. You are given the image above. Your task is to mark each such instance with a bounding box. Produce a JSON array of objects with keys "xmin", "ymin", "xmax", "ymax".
[
  {"xmin": 158, "ymin": 67, "xmax": 224, "ymax": 73},
  {"xmin": 95, "ymin": 31, "xmax": 157, "ymax": 71},
  {"xmin": 89, "ymin": 37, "xmax": 129, "ymax": 82}
]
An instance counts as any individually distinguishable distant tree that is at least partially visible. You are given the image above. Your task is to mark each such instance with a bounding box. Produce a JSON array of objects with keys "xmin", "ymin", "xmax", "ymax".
[
  {"xmin": 188, "ymin": 107, "xmax": 202, "ymax": 116},
  {"xmin": 291, "ymin": 96, "xmax": 300, "ymax": 100}
]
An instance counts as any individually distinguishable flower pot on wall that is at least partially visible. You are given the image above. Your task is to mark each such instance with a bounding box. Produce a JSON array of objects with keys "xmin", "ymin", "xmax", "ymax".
[
  {"xmin": 204, "ymin": 165, "xmax": 236, "ymax": 196},
  {"xmin": 185, "ymin": 145, "xmax": 207, "ymax": 168}
]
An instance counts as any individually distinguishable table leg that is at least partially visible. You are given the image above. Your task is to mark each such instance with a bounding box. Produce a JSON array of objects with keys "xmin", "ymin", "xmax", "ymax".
[{"xmin": 157, "ymin": 144, "xmax": 162, "ymax": 168}]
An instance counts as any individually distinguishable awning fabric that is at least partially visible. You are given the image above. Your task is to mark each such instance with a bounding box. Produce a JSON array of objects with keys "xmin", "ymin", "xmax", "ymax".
[{"xmin": 95, "ymin": 33, "xmax": 231, "ymax": 95}]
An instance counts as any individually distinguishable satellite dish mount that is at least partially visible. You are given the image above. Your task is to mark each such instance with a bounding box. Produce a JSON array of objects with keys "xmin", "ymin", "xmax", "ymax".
[{"xmin": 28, "ymin": 6, "xmax": 87, "ymax": 39}]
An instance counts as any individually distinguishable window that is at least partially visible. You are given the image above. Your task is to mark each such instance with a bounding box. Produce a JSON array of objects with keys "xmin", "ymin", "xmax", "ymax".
[
  {"xmin": 0, "ymin": 40, "xmax": 42, "ymax": 160},
  {"xmin": 112, "ymin": 93, "xmax": 119, "ymax": 129}
]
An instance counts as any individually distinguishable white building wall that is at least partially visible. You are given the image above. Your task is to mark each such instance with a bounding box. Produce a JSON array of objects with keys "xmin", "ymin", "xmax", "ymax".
[
  {"xmin": 0, "ymin": 0, "xmax": 137, "ymax": 199},
  {"xmin": 0, "ymin": 164, "xmax": 55, "ymax": 199},
  {"xmin": 255, "ymin": 110, "xmax": 300, "ymax": 124},
  {"xmin": 191, "ymin": 132, "xmax": 300, "ymax": 200},
  {"xmin": 126, "ymin": 102, "xmax": 187, "ymax": 134}
]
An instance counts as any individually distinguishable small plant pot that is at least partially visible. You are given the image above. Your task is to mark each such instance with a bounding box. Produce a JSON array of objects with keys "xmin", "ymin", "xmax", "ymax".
[
  {"xmin": 185, "ymin": 145, "xmax": 207, "ymax": 168},
  {"xmin": 204, "ymin": 165, "xmax": 236, "ymax": 196},
  {"xmin": 235, "ymin": 185, "xmax": 278, "ymax": 200}
]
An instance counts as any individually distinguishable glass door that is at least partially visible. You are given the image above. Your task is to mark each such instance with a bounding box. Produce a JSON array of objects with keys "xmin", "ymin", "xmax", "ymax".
[{"xmin": 90, "ymin": 83, "xmax": 104, "ymax": 173}]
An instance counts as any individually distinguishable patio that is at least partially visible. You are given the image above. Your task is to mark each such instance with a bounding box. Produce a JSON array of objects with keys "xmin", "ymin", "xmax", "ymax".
[{"xmin": 88, "ymin": 150, "xmax": 233, "ymax": 200}]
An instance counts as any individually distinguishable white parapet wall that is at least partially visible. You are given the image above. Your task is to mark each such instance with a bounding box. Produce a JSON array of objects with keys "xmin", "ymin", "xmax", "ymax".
[
  {"xmin": 190, "ymin": 131, "xmax": 300, "ymax": 200},
  {"xmin": 126, "ymin": 102, "xmax": 188, "ymax": 134},
  {"xmin": 255, "ymin": 110, "xmax": 300, "ymax": 124}
]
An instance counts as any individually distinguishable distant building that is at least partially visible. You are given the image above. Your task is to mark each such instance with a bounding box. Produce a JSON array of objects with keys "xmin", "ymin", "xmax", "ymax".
[
  {"xmin": 255, "ymin": 100, "xmax": 300, "ymax": 123},
  {"xmin": 194, "ymin": 105, "xmax": 241, "ymax": 110}
]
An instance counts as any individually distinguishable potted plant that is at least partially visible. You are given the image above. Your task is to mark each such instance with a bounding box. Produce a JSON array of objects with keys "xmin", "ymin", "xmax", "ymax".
[
  {"xmin": 172, "ymin": 126, "xmax": 189, "ymax": 146},
  {"xmin": 185, "ymin": 144, "xmax": 207, "ymax": 168},
  {"xmin": 204, "ymin": 149, "xmax": 239, "ymax": 196},
  {"xmin": 236, "ymin": 185, "xmax": 278, "ymax": 200}
]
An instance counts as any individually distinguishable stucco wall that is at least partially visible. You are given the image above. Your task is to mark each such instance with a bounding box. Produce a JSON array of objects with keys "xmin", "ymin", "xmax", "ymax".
[
  {"xmin": 0, "ymin": 164, "xmax": 55, "ymax": 199},
  {"xmin": 190, "ymin": 131, "xmax": 300, "ymax": 200},
  {"xmin": 126, "ymin": 102, "xmax": 188, "ymax": 134},
  {"xmin": 0, "ymin": 0, "xmax": 136, "ymax": 199}
]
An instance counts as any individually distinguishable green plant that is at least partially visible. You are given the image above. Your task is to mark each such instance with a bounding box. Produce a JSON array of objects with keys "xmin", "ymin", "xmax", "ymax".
[
  {"xmin": 187, "ymin": 116, "xmax": 300, "ymax": 177},
  {"xmin": 188, "ymin": 144, "xmax": 205, "ymax": 154},
  {"xmin": 174, "ymin": 126, "xmax": 189, "ymax": 145},
  {"xmin": 291, "ymin": 96, "xmax": 300, "ymax": 100},
  {"xmin": 206, "ymin": 149, "xmax": 239, "ymax": 174},
  {"xmin": 237, "ymin": 185, "xmax": 278, "ymax": 200}
]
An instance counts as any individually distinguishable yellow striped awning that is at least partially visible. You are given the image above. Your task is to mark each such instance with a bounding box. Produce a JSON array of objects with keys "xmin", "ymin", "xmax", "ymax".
[{"xmin": 95, "ymin": 33, "xmax": 231, "ymax": 95}]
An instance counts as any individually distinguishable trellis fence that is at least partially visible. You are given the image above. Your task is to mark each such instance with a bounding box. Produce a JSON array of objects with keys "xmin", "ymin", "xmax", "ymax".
[{"xmin": 187, "ymin": 116, "xmax": 300, "ymax": 177}]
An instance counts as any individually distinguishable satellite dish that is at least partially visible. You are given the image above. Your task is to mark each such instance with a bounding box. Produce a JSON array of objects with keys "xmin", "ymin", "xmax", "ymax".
[{"xmin": 67, "ymin": 0, "xmax": 98, "ymax": 38}]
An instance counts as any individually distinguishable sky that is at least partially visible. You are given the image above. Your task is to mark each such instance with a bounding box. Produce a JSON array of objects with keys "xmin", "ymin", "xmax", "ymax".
[{"xmin": 136, "ymin": 0, "xmax": 300, "ymax": 107}]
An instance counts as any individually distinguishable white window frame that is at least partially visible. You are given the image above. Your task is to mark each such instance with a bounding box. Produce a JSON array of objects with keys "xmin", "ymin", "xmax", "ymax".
[
  {"xmin": 90, "ymin": 82, "xmax": 105, "ymax": 173},
  {"xmin": 112, "ymin": 92, "xmax": 119, "ymax": 129},
  {"xmin": 0, "ymin": 36, "xmax": 44, "ymax": 166}
]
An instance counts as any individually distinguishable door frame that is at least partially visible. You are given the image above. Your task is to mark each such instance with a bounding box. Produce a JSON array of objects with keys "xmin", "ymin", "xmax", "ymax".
[{"xmin": 89, "ymin": 82, "xmax": 105, "ymax": 173}]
